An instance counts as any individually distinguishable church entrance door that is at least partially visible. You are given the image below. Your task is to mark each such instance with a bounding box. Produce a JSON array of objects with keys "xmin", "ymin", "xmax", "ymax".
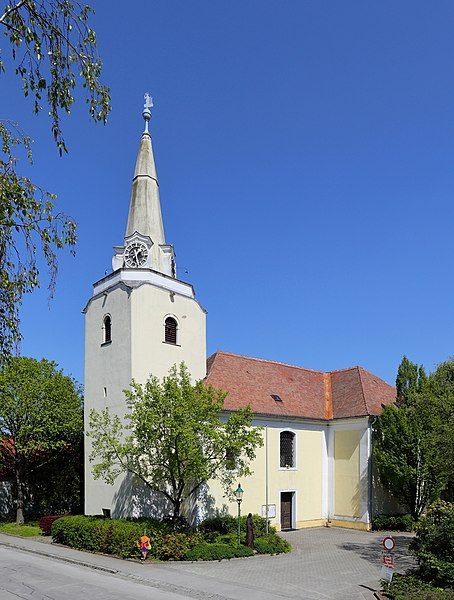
[{"xmin": 280, "ymin": 491, "xmax": 294, "ymax": 530}]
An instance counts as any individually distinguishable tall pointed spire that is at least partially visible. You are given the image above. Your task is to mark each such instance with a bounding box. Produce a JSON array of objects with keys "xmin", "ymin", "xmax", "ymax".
[{"xmin": 124, "ymin": 93, "xmax": 165, "ymax": 246}]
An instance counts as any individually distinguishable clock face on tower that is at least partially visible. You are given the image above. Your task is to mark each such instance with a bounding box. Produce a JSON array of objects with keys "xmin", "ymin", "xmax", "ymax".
[{"xmin": 124, "ymin": 241, "xmax": 149, "ymax": 268}]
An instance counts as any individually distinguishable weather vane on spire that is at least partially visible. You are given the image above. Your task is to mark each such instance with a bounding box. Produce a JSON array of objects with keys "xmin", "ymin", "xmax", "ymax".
[{"xmin": 142, "ymin": 92, "xmax": 153, "ymax": 133}]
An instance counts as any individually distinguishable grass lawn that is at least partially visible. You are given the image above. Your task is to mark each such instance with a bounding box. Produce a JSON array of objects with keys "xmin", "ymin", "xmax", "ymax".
[{"xmin": 0, "ymin": 522, "xmax": 41, "ymax": 537}]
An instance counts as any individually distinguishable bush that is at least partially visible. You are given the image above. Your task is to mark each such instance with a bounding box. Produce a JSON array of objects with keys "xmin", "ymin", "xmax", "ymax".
[
  {"xmin": 254, "ymin": 534, "xmax": 291, "ymax": 555},
  {"xmin": 372, "ymin": 514, "xmax": 415, "ymax": 532},
  {"xmin": 184, "ymin": 542, "xmax": 253, "ymax": 561},
  {"xmin": 199, "ymin": 514, "xmax": 275, "ymax": 538},
  {"xmin": 51, "ymin": 515, "xmax": 288, "ymax": 561},
  {"xmin": 52, "ymin": 515, "xmax": 120, "ymax": 553},
  {"xmin": 52, "ymin": 515, "xmax": 203, "ymax": 561},
  {"xmin": 39, "ymin": 515, "xmax": 64, "ymax": 536},
  {"xmin": 412, "ymin": 501, "xmax": 454, "ymax": 588},
  {"xmin": 384, "ymin": 574, "xmax": 454, "ymax": 600},
  {"xmin": 152, "ymin": 532, "xmax": 203, "ymax": 561}
]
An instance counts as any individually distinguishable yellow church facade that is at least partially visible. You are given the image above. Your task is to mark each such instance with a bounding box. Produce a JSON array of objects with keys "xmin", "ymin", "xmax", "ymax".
[{"xmin": 83, "ymin": 98, "xmax": 395, "ymax": 531}]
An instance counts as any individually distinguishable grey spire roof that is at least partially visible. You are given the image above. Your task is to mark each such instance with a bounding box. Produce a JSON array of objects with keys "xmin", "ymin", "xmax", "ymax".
[{"xmin": 125, "ymin": 131, "xmax": 165, "ymax": 245}]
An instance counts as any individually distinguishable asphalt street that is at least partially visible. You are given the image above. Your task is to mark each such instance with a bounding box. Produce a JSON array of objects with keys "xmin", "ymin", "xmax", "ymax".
[{"xmin": 0, "ymin": 545, "xmax": 188, "ymax": 600}]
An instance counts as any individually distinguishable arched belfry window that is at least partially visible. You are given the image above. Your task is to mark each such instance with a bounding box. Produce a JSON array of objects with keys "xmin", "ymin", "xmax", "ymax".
[
  {"xmin": 280, "ymin": 431, "xmax": 295, "ymax": 468},
  {"xmin": 103, "ymin": 315, "xmax": 112, "ymax": 344},
  {"xmin": 164, "ymin": 317, "xmax": 177, "ymax": 345}
]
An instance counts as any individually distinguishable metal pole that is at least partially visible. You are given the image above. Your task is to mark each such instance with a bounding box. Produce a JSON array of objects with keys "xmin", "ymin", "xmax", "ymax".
[{"xmin": 237, "ymin": 500, "xmax": 241, "ymax": 545}]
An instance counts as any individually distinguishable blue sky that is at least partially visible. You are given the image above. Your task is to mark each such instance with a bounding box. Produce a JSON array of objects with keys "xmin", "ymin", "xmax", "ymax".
[{"xmin": 2, "ymin": 0, "xmax": 454, "ymax": 385}]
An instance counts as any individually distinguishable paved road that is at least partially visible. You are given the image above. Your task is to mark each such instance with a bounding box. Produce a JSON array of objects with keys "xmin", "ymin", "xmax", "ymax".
[
  {"xmin": 0, "ymin": 545, "xmax": 188, "ymax": 600},
  {"xmin": 0, "ymin": 528, "xmax": 415, "ymax": 600}
]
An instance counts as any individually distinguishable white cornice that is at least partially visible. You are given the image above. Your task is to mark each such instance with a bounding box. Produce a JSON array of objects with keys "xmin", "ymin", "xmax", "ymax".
[{"xmin": 92, "ymin": 268, "xmax": 195, "ymax": 298}]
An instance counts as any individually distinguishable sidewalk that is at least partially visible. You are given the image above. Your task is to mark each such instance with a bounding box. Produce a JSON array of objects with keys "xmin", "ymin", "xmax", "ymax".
[
  {"xmin": 0, "ymin": 532, "xmax": 290, "ymax": 600},
  {"xmin": 1, "ymin": 528, "xmax": 413, "ymax": 600}
]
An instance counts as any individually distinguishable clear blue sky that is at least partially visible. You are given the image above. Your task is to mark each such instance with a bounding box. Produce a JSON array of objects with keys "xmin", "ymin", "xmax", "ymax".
[{"xmin": 3, "ymin": 0, "xmax": 454, "ymax": 385}]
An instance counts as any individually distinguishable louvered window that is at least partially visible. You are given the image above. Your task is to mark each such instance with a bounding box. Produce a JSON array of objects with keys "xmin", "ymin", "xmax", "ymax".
[
  {"xmin": 280, "ymin": 431, "xmax": 295, "ymax": 468},
  {"xmin": 103, "ymin": 315, "xmax": 112, "ymax": 344},
  {"xmin": 164, "ymin": 317, "xmax": 177, "ymax": 344}
]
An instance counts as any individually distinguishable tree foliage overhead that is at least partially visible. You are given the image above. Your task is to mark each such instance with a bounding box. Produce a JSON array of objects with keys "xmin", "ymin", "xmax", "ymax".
[
  {"xmin": 0, "ymin": 356, "xmax": 83, "ymax": 523},
  {"xmin": 89, "ymin": 364, "xmax": 263, "ymax": 519},
  {"xmin": 0, "ymin": 0, "xmax": 110, "ymax": 153},
  {"xmin": 373, "ymin": 357, "xmax": 454, "ymax": 519},
  {"xmin": 0, "ymin": 1, "xmax": 110, "ymax": 361}
]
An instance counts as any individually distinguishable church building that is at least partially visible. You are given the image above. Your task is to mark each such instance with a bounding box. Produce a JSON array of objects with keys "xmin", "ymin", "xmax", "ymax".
[{"xmin": 83, "ymin": 97, "xmax": 395, "ymax": 531}]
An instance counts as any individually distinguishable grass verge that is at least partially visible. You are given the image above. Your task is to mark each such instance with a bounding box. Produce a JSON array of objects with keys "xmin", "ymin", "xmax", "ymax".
[{"xmin": 0, "ymin": 522, "xmax": 41, "ymax": 537}]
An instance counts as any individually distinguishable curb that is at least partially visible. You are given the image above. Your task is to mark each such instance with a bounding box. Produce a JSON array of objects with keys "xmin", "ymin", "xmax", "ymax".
[{"xmin": 0, "ymin": 539, "xmax": 119, "ymax": 574}]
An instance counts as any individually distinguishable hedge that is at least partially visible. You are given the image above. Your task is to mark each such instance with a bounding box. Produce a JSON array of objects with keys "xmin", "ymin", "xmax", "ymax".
[
  {"xmin": 411, "ymin": 501, "xmax": 454, "ymax": 588},
  {"xmin": 372, "ymin": 514, "xmax": 415, "ymax": 532},
  {"xmin": 199, "ymin": 514, "xmax": 275, "ymax": 537},
  {"xmin": 384, "ymin": 574, "xmax": 454, "ymax": 600},
  {"xmin": 184, "ymin": 542, "xmax": 254, "ymax": 561},
  {"xmin": 254, "ymin": 534, "xmax": 291, "ymax": 555},
  {"xmin": 52, "ymin": 516, "xmax": 202, "ymax": 560},
  {"xmin": 51, "ymin": 514, "xmax": 291, "ymax": 561}
]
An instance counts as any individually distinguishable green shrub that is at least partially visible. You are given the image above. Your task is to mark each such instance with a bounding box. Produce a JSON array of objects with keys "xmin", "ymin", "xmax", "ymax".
[
  {"xmin": 52, "ymin": 515, "xmax": 104, "ymax": 551},
  {"xmin": 372, "ymin": 514, "xmax": 415, "ymax": 532},
  {"xmin": 199, "ymin": 514, "xmax": 275, "ymax": 538},
  {"xmin": 216, "ymin": 533, "xmax": 239, "ymax": 545},
  {"xmin": 384, "ymin": 574, "xmax": 454, "ymax": 600},
  {"xmin": 52, "ymin": 515, "xmax": 203, "ymax": 560},
  {"xmin": 110, "ymin": 521, "xmax": 143, "ymax": 558},
  {"xmin": 411, "ymin": 501, "xmax": 454, "ymax": 588},
  {"xmin": 125, "ymin": 516, "xmax": 171, "ymax": 534},
  {"xmin": 152, "ymin": 532, "xmax": 203, "ymax": 561},
  {"xmin": 184, "ymin": 542, "xmax": 253, "ymax": 561},
  {"xmin": 254, "ymin": 534, "xmax": 291, "ymax": 555}
]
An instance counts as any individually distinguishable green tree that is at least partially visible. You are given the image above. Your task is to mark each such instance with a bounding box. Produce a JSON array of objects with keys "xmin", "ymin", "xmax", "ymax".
[
  {"xmin": 396, "ymin": 355, "xmax": 426, "ymax": 406},
  {"xmin": 89, "ymin": 364, "xmax": 263, "ymax": 520},
  {"xmin": 0, "ymin": 356, "xmax": 83, "ymax": 523},
  {"xmin": 373, "ymin": 357, "xmax": 454, "ymax": 519},
  {"xmin": 0, "ymin": 1, "xmax": 110, "ymax": 360}
]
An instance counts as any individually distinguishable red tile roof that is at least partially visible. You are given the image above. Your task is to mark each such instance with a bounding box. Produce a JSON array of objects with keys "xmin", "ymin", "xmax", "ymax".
[{"xmin": 205, "ymin": 351, "xmax": 396, "ymax": 420}]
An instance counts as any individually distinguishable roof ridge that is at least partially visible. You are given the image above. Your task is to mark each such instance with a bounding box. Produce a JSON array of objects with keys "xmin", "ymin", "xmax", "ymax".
[
  {"xmin": 212, "ymin": 350, "xmax": 325, "ymax": 374},
  {"xmin": 356, "ymin": 366, "xmax": 369, "ymax": 415},
  {"xmin": 329, "ymin": 365, "xmax": 362, "ymax": 374}
]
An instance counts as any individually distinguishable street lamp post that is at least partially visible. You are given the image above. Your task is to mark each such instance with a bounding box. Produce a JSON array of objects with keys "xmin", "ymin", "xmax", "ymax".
[{"xmin": 235, "ymin": 483, "xmax": 244, "ymax": 546}]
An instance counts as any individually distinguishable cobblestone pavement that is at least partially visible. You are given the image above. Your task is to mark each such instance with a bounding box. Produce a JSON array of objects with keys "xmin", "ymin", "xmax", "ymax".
[{"xmin": 167, "ymin": 527, "xmax": 416, "ymax": 600}]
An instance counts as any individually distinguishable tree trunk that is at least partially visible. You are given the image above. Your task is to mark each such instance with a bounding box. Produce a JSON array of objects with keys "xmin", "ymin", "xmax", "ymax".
[
  {"xmin": 15, "ymin": 468, "xmax": 24, "ymax": 525},
  {"xmin": 173, "ymin": 498, "xmax": 181, "ymax": 519}
]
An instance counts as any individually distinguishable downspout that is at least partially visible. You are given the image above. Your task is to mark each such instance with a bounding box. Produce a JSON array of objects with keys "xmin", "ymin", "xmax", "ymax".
[
  {"xmin": 368, "ymin": 416, "xmax": 377, "ymax": 530},
  {"xmin": 265, "ymin": 425, "xmax": 269, "ymax": 534}
]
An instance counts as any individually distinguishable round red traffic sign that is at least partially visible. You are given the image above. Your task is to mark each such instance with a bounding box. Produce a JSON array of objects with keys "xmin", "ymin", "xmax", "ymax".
[{"xmin": 382, "ymin": 536, "xmax": 395, "ymax": 551}]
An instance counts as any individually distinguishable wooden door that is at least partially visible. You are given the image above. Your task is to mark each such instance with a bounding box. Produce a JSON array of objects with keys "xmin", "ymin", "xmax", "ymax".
[{"xmin": 281, "ymin": 492, "xmax": 293, "ymax": 530}]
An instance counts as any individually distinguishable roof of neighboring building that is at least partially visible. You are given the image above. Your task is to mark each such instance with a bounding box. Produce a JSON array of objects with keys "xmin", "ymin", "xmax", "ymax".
[{"xmin": 205, "ymin": 351, "xmax": 396, "ymax": 420}]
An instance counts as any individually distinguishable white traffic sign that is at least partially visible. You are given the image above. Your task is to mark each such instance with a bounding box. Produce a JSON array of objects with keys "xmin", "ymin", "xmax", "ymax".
[{"xmin": 382, "ymin": 536, "xmax": 395, "ymax": 551}]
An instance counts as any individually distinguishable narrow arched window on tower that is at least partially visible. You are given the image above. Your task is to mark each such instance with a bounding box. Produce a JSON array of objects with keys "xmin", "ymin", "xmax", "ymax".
[
  {"xmin": 103, "ymin": 315, "xmax": 112, "ymax": 344},
  {"xmin": 280, "ymin": 431, "xmax": 295, "ymax": 468},
  {"xmin": 164, "ymin": 317, "xmax": 177, "ymax": 344}
]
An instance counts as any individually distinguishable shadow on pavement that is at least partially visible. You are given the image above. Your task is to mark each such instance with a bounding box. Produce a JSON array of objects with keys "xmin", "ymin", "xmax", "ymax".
[{"xmin": 340, "ymin": 534, "xmax": 417, "ymax": 573}]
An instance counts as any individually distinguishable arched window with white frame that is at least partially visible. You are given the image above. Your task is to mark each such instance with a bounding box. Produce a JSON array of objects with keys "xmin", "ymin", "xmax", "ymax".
[
  {"xmin": 103, "ymin": 315, "xmax": 112, "ymax": 344},
  {"xmin": 280, "ymin": 430, "xmax": 296, "ymax": 468},
  {"xmin": 164, "ymin": 316, "xmax": 178, "ymax": 344}
]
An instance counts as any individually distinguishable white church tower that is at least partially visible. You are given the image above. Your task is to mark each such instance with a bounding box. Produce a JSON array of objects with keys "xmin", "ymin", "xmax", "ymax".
[{"xmin": 83, "ymin": 95, "xmax": 207, "ymax": 516}]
